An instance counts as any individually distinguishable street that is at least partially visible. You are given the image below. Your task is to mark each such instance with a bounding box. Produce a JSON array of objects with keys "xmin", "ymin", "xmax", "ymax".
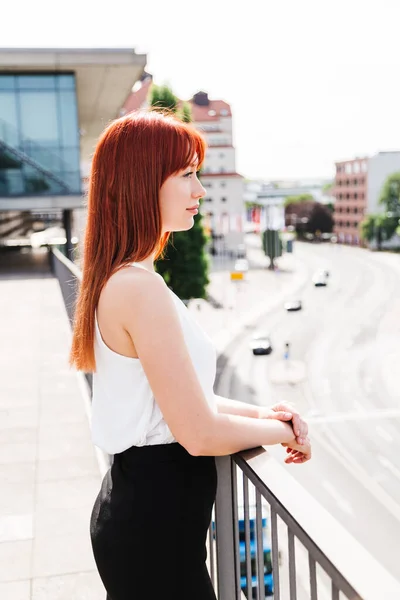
[{"xmin": 216, "ymin": 237, "xmax": 400, "ymax": 582}]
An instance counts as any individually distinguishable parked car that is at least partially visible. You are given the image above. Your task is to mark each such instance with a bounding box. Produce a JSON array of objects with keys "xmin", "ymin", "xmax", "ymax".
[
  {"xmin": 250, "ymin": 333, "xmax": 273, "ymax": 355},
  {"xmin": 284, "ymin": 300, "xmax": 302, "ymax": 312},
  {"xmin": 235, "ymin": 258, "xmax": 249, "ymax": 272},
  {"xmin": 312, "ymin": 270, "xmax": 328, "ymax": 287}
]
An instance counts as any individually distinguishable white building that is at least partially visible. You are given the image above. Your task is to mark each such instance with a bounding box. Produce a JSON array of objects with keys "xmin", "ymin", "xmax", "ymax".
[
  {"xmin": 190, "ymin": 92, "xmax": 244, "ymax": 255},
  {"xmin": 367, "ymin": 151, "xmax": 400, "ymax": 214},
  {"xmin": 123, "ymin": 85, "xmax": 245, "ymax": 255}
]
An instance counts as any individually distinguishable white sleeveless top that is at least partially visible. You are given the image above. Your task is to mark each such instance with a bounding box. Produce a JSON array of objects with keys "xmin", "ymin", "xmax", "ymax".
[{"xmin": 91, "ymin": 263, "xmax": 217, "ymax": 454}]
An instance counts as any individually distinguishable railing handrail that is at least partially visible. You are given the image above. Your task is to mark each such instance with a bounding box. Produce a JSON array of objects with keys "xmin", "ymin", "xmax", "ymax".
[{"xmin": 233, "ymin": 447, "xmax": 400, "ymax": 600}]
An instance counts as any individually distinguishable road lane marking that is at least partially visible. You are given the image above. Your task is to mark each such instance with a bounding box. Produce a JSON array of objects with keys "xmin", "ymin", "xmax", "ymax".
[
  {"xmin": 322, "ymin": 480, "xmax": 353, "ymax": 515},
  {"xmin": 378, "ymin": 456, "xmax": 400, "ymax": 483},
  {"xmin": 376, "ymin": 426, "xmax": 393, "ymax": 443},
  {"xmin": 306, "ymin": 407, "xmax": 400, "ymax": 424}
]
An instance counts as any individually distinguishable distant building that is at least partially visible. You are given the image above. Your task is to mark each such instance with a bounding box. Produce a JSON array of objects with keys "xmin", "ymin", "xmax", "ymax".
[
  {"xmin": 332, "ymin": 151, "xmax": 400, "ymax": 245},
  {"xmin": 190, "ymin": 91, "xmax": 244, "ymax": 254},
  {"xmin": 123, "ymin": 86, "xmax": 245, "ymax": 255},
  {"xmin": 0, "ymin": 47, "xmax": 146, "ymax": 252},
  {"xmin": 332, "ymin": 157, "xmax": 368, "ymax": 245}
]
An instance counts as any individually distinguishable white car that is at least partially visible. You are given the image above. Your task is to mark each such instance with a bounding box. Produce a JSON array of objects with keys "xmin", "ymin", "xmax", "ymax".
[
  {"xmin": 312, "ymin": 270, "xmax": 328, "ymax": 287},
  {"xmin": 250, "ymin": 333, "xmax": 273, "ymax": 356},
  {"xmin": 234, "ymin": 259, "xmax": 249, "ymax": 272}
]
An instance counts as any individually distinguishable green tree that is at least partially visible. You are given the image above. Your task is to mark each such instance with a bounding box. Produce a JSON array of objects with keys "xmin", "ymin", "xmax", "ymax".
[
  {"xmin": 156, "ymin": 214, "xmax": 210, "ymax": 299},
  {"xmin": 284, "ymin": 193, "xmax": 315, "ymax": 208},
  {"xmin": 307, "ymin": 203, "xmax": 334, "ymax": 235},
  {"xmin": 379, "ymin": 172, "xmax": 400, "ymax": 216},
  {"xmin": 262, "ymin": 229, "xmax": 282, "ymax": 269},
  {"xmin": 180, "ymin": 102, "xmax": 192, "ymax": 123},
  {"xmin": 360, "ymin": 214, "xmax": 377, "ymax": 242},
  {"xmin": 149, "ymin": 84, "xmax": 178, "ymax": 112},
  {"xmin": 149, "ymin": 84, "xmax": 209, "ymax": 299}
]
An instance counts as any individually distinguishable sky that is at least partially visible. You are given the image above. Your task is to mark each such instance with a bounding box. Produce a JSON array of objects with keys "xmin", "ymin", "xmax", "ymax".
[{"xmin": 3, "ymin": 0, "xmax": 400, "ymax": 181}]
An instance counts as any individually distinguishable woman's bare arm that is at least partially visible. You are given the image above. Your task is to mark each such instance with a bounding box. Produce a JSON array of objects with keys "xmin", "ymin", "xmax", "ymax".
[{"xmin": 106, "ymin": 270, "xmax": 306, "ymax": 458}]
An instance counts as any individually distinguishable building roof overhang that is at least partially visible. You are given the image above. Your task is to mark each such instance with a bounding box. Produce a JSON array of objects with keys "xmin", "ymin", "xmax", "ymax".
[{"xmin": 0, "ymin": 48, "xmax": 147, "ymax": 161}]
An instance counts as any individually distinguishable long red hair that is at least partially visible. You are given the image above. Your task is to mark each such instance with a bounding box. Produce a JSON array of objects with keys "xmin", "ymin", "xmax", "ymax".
[{"xmin": 70, "ymin": 110, "xmax": 206, "ymax": 372}]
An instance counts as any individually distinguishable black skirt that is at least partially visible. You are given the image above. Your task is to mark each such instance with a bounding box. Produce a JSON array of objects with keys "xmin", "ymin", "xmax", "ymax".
[{"xmin": 90, "ymin": 442, "xmax": 218, "ymax": 600}]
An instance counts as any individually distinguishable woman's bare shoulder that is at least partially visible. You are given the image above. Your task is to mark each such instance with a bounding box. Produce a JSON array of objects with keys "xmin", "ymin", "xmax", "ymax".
[{"xmin": 100, "ymin": 266, "xmax": 169, "ymax": 312}]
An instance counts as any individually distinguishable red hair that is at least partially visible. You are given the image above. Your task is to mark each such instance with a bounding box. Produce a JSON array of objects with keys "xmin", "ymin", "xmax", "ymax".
[{"xmin": 70, "ymin": 110, "xmax": 206, "ymax": 372}]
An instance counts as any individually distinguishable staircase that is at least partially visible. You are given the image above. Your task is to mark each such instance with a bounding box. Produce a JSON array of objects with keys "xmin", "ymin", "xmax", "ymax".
[{"xmin": 0, "ymin": 117, "xmax": 80, "ymax": 197}]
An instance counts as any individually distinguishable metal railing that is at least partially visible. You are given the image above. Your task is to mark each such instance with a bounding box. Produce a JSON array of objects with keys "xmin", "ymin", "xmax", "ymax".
[
  {"xmin": 50, "ymin": 248, "xmax": 400, "ymax": 600},
  {"xmin": 212, "ymin": 448, "xmax": 400, "ymax": 600}
]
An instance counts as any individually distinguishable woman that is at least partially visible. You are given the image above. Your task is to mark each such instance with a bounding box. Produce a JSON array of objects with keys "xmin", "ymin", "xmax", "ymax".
[{"xmin": 70, "ymin": 110, "xmax": 310, "ymax": 600}]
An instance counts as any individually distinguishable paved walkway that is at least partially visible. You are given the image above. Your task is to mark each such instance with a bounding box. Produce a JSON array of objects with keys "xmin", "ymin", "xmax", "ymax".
[
  {"xmin": 0, "ymin": 250, "xmax": 105, "ymax": 600},
  {"xmin": 0, "ymin": 242, "xmax": 307, "ymax": 599}
]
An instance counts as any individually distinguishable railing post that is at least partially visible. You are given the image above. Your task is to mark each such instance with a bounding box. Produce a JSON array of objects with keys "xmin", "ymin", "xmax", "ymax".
[{"xmin": 215, "ymin": 456, "xmax": 240, "ymax": 600}]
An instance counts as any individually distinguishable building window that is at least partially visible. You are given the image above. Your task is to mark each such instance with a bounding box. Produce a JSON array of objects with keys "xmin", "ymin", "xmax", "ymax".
[
  {"xmin": 345, "ymin": 163, "xmax": 352, "ymax": 174},
  {"xmin": 346, "ymin": 194, "xmax": 350, "ymax": 199},
  {"xmin": 220, "ymin": 167, "xmax": 226, "ymax": 173},
  {"xmin": 0, "ymin": 72, "xmax": 81, "ymax": 196},
  {"xmin": 346, "ymin": 207, "xmax": 350, "ymax": 213},
  {"xmin": 221, "ymin": 197, "xmax": 227, "ymax": 202},
  {"xmin": 354, "ymin": 222, "xmax": 358, "ymax": 228},
  {"xmin": 354, "ymin": 193, "xmax": 358, "ymax": 199},
  {"xmin": 205, "ymin": 197, "xmax": 213, "ymax": 202},
  {"xmin": 219, "ymin": 153, "xmax": 225, "ymax": 159},
  {"xmin": 354, "ymin": 162, "xmax": 360, "ymax": 173},
  {"xmin": 346, "ymin": 221, "xmax": 350, "ymax": 227},
  {"xmin": 203, "ymin": 182, "xmax": 213, "ymax": 188},
  {"xmin": 220, "ymin": 108, "xmax": 229, "ymax": 116},
  {"xmin": 220, "ymin": 181, "xmax": 226, "ymax": 187},
  {"xmin": 354, "ymin": 207, "xmax": 358, "ymax": 214},
  {"xmin": 361, "ymin": 161, "xmax": 367, "ymax": 172},
  {"xmin": 353, "ymin": 179, "xmax": 358, "ymax": 185}
]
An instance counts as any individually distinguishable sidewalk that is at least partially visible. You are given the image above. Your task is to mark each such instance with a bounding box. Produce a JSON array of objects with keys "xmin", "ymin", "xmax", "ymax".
[{"xmin": 0, "ymin": 256, "xmax": 105, "ymax": 600}]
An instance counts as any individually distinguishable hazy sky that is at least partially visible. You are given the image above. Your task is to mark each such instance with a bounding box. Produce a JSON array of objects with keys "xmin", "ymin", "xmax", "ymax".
[{"xmin": 3, "ymin": 0, "xmax": 400, "ymax": 180}]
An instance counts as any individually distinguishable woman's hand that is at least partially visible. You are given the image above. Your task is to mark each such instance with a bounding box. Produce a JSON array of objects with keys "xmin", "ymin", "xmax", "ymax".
[
  {"xmin": 259, "ymin": 402, "xmax": 309, "ymax": 446},
  {"xmin": 282, "ymin": 437, "xmax": 312, "ymax": 464}
]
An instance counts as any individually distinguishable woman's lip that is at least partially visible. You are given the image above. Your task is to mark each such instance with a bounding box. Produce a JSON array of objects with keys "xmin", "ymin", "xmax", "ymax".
[{"xmin": 186, "ymin": 207, "xmax": 199, "ymax": 212}]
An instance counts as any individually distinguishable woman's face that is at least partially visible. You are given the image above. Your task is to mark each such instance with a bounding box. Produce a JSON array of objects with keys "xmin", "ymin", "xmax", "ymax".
[{"xmin": 159, "ymin": 162, "xmax": 206, "ymax": 233}]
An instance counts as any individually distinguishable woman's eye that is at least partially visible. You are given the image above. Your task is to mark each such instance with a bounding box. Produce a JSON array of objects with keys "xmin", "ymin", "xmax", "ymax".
[{"xmin": 184, "ymin": 171, "xmax": 193, "ymax": 178}]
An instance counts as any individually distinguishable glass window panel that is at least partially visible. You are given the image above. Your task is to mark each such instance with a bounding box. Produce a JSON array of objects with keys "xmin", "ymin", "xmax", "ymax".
[
  {"xmin": 0, "ymin": 92, "xmax": 19, "ymax": 145},
  {"xmin": 0, "ymin": 76, "xmax": 16, "ymax": 90},
  {"xmin": 19, "ymin": 91, "xmax": 60, "ymax": 145},
  {"xmin": 61, "ymin": 147, "xmax": 80, "ymax": 171},
  {"xmin": 62, "ymin": 171, "xmax": 81, "ymax": 193},
  {"xmin": 57, "ymin": 75, "xmax": 75, "ymax": 90},
  {"xmin": 58, "ymin": 90, "xmax": 79, "ymax": 146},
  {"xmin": 17, "ymin": 75, "xmax": 56, "ymax": 90}
]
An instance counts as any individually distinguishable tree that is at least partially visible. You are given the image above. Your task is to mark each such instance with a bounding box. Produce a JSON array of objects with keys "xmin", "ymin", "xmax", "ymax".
[
  {"xmin": 360, "ymin": 215, "xmax": 376, "ymax": 242},
  {"xmin": 156, "ymin": 214, "xmax": 210, "ymax": 299},
  {"xmin": 379, "ymin": 171, "xmax": 400, "ymax": 216},
  {"xmin": 360, "ymin": 172, "xmax": 400, "ymax": 248},
  {"xmin": 180, "ymin": 102, "xmax": 192, "ymax": 123},
  {"xmin": 149, "ymin": 84, "xmax": 209, "ymax": 299},
  {"xmin": 262, "ymin": 229, "xmax": 282, "ymax": 269},
  {"xmin": 306, "ymin": 203, "xmax": 334, "ymax": 235},
  {"xmin": 284, "ymin": 193, "xmax": 315, "ymax": 208},
  {"xmin": 149, "ymin": 84, "xmax": 178, "ymax": 112}
]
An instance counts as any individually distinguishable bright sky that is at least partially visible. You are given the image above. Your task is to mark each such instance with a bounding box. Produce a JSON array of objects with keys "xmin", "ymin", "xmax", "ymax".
[{"xmin": 3, "ymin": 0, "xmax": 400, "ymax": 180}]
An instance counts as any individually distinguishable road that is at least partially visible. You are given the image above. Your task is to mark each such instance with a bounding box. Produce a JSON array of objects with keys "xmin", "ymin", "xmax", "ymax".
[{"xmin": 216, "ymin": 238, "xmax": 400, "ymax": 582}]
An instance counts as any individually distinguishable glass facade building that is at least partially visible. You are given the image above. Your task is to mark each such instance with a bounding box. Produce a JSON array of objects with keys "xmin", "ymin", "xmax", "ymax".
[{"xmin": 0, "ymin": 73, "xmax": 81, "ymax": 196}]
